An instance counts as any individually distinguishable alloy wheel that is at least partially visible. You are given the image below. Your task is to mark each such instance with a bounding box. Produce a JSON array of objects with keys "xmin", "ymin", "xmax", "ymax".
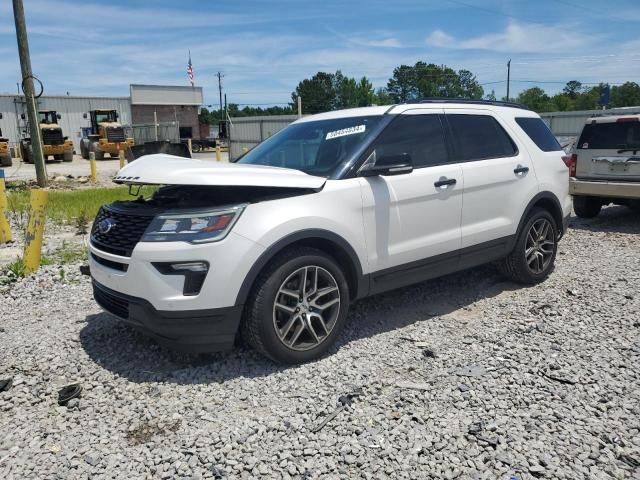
[
  {"xmin": 272, "ymin": 266, "xmax": 341, "ymax": 351},
  {"xmin": 525, "ymin": 218, "xmax": 555, "ymax": 274}
]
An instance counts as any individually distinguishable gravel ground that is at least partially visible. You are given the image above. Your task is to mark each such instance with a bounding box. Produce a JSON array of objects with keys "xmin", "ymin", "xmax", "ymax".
[{"xmin": 1, "ymin": 206, "xmax": 639, "ymax": 479}]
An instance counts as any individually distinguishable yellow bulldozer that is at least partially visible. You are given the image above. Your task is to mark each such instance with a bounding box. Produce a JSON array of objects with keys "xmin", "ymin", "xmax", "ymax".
[
  {"xmin": 80, "ymin": 109, "xmax": 134, "ymax": 160},
  {"xmin": 20, "ymin": 110, "xmax": 74, "ymax": 163}
]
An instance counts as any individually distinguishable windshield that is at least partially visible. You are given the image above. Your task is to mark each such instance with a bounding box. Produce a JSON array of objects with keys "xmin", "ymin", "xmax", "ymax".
[
  {"xmin": 95, "ymin": 111, "xmax": 118, "ymax": 123},
  {"xmin": 578, "ymin": 121, "xmax": 640, "ymax": 150},
  {"xmin": 237, "ymin": 115, "xmax": 383, "ymax": 177},
  {"xmin": 39, "ymin": 112, "xmax": 57, "ymax": 124}
]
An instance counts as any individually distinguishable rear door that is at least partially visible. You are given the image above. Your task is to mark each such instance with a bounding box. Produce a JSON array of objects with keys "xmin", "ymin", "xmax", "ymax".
[
  {"xmin": 358, "ymin": 110, "xmax": 463, "ymax": 293},
  {"xmin": 444, "ymin": 109, "xmax": 539, "ymax": 251},
  {"xmin": 575, "ymin": 118, "xmax": 640, "ymax": 181}
]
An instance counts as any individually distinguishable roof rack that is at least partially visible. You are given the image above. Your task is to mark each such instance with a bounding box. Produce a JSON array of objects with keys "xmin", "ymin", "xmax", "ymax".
[{"xmin": 415, "ymin": 98, "xmax": 528, "ymax": 109}]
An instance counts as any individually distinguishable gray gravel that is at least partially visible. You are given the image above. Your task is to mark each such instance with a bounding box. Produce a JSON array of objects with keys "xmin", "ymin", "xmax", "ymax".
[{"xmin": 1, "ymin": 206, "xmax": 639, "ymax": 479}]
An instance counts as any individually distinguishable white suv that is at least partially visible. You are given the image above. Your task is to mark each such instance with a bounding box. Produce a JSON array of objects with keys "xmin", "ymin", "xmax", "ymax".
[{"xmin": 89, "ymin": 100, "xmax": 571, "ymax": 363}]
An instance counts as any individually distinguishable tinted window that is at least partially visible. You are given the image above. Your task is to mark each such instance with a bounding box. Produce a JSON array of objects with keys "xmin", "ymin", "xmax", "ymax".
[
  {"xmin": 238, "ymin": 116, "xmax": 382, "ymax": 177},
  {"xmin": 515, "ymin": 117, "xmax": 562, "ymax": 152},
  {"xmin": 371, "ymin": 114, "xmax": 448, "ymax": 168},
  {"xmin": 447, "ymin": 114, "xmax": 517, "ymax": 161},
  {"xmin": 577, "ymin": 121, "xmax": 640, "ymax": 150}
]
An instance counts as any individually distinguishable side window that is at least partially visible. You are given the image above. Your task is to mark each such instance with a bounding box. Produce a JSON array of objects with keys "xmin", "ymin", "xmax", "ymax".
[
  {"xmin": 372, "ymin": 114, "xmax": 449, "ymax": 168},
  {"xmin": 515, "ymin": 117, "xmax": 562, "ymax": 152},
  {"xmin": 447, "ymin": 114, "xmax": 517, "ymax": 161}
]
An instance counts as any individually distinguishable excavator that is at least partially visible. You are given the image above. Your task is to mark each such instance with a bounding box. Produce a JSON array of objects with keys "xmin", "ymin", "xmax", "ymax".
[{"xmin": 80, "ymin": 109, "xmax": 134, "ymax": 160}]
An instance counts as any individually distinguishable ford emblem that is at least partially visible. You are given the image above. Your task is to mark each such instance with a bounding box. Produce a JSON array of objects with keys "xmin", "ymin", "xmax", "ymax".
[{"xmin": 98, "ymin": 218, "xmax": 116, "ymax": 234}]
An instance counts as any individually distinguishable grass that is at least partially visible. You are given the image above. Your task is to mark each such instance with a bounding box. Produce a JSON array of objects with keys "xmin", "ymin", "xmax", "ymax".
[{"xmin": 7, "ymin": 186, "xmax": 154, "ymax": 226}]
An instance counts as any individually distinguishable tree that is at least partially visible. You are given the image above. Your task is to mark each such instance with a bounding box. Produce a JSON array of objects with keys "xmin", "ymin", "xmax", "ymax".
[
  {"xmin": 373, "ymin": 87, "xmax": 393, "ymax": 105},
  {"xmin": 485, "ymin": 90, "xmax": 497, "ymax": 101},
  {"xmin": 291, "ymin": 72, "xmax": 336, "ymax": 114},
  {"xmin": 562, "ymin": 80, "xmax": 582, "ymax": 98},
  {"xmin": 386, "ymin": 61, "xmax": 483, "ymax": 102},
  {"xmin": 610, "ymin": 82, "xmax": 640, "ymax": 108},
  {"xmin": 356, "ymin": 77, "xmax": 375, "ymax": 107},
  {"xmin": 516, "ymin": 87, "xmax": 553, "ymax": 112}
]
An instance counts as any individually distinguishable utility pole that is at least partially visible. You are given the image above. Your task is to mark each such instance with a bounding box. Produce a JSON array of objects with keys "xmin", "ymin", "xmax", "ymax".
[
  {"xmin": 12, "ymin": 0, "xmax": 47, "ymax": 187},
  {"xmin": 224, "ymin": 93, "xmax": 228, "ymax": 139},
  {"xmin": 216, "ymin": 72, "xmax": 224, "ymax": 125},
  {"xmin": 506, "ymin": 59, "xmax": 511, "ymax": 102}
]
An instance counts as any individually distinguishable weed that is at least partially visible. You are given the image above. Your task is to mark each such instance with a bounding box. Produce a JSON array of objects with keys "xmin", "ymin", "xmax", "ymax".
[
  {"xmin": 127, "ymin": 419, "xmax": 182, "ymax": 446},
  {"xmin": 75, "ymin": 208, "xmax": 90, "ymax": 236},
  {"xmin": 1, "ymin": 257, "xmax": 26, "ymax": 285},
  {"xmin": 54, "ymin": 241, "xmax": 87, "ymax": 264}
]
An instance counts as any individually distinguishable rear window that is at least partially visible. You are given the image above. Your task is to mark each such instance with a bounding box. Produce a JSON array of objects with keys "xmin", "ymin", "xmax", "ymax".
[
  {"xmin": 515, "ymin": 117, "xmax": 562, "ymax": 152},
  {"xmin": 577, "ymin": 121, "xmax": 640, "ymax": 150},
  {"xmin": 447, "ymin": 114, "xmax": 517, "ymax": 162}
]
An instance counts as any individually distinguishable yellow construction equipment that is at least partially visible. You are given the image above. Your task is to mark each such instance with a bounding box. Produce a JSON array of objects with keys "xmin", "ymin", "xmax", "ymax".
[
  {"xmin": 0, "ymin": 127, "xmax": 11, "ymax": 167},
  {"xmin": 80, "ymin": 110, "xmax": 133, "ymax": 160},
  {"xmin": 20, "ymin": 110, "xmax": 74, "ymax": 163}
]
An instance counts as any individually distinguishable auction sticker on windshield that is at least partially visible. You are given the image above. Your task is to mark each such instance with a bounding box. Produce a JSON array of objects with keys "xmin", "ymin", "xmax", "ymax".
[{"xmin": 326, "ymin": 124, "xmax": 366, "ymax": 140}]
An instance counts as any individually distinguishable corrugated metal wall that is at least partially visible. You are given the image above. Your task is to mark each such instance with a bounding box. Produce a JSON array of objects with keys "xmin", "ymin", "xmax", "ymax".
[
  {"xmin": 541, "ymin": 106, "xmax": 640, "ymax": 138},
  {"xmin": 229, "ymin": 115, "xmax": 299, "ymax": 160},
  {"xmin": 0, "ymin": 95, "xmax": 131, "ymax": 152}
]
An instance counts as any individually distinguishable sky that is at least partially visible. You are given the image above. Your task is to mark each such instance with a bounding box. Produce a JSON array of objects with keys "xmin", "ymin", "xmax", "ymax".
[{"xmin": 1, "ymin": 0, "xmax": 640, "ymax": 107}]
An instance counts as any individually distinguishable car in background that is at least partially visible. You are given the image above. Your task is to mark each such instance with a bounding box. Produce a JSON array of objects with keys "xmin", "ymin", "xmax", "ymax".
[{"xmin": 568, "ymin": 114, "xmax": 640, "ymax": 217}]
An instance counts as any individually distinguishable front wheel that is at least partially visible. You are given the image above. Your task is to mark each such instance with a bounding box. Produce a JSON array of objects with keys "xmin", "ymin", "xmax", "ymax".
[
  {"xmin": 242, "ymin": 247, "xmax": 350, "ymax": 364},
  {"xmin": 499, "ymin": 208, "xmax": 558, "ymax": 284}
]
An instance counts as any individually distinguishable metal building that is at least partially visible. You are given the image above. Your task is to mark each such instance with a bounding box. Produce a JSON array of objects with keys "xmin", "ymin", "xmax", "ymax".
[
  {"xmin": 229, "ymin": 115, "xmax": 299, "ymax": 160},
  {"xmin": 0, "ymin": 94, "xmax": 130, "ymax": 152}
]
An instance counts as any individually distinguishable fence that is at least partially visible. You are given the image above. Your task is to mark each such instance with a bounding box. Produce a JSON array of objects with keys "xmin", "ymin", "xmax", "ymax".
[
  {"xmin": 229, "ymin": 115, "xmax": 299, "ymax": 160},
  {"xmin": 128, "ymin": 121, "xmax": 180, "ymax": 146}
]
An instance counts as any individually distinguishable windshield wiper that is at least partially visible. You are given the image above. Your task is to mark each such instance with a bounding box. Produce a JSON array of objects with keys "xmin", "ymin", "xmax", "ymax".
[{"xmin": 616, "ymin": 144, "xmax": 640, "ymax": 154}]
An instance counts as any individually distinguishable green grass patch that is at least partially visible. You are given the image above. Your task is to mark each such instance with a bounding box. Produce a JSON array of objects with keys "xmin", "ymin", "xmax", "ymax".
[{"xmin": 7, "ymin": 186, "xmax": 154, "ymax": 226}]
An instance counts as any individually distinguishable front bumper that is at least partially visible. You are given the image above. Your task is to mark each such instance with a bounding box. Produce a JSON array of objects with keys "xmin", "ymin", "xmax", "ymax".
[
  {"xmin": 93, "ymin": 280, "xmax": 243, "ymax": 352},
  {"xmin": 570, "ymin": 178, "xmax": 640, "ymax": 199}
]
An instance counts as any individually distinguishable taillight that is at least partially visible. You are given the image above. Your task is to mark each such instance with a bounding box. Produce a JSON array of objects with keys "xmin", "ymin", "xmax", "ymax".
[
  {"xmin": 616, "ymin": 117, "xmax": 639, "ymax": 123},
  {"xmin": 562, "ymin": 154, "xmax": 577, "ymax": 177}
]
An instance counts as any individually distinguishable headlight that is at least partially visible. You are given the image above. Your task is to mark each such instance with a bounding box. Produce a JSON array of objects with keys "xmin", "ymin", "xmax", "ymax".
[{"xmin": 141, "ymin": 204, "xmax": 246, "ymax": 243}]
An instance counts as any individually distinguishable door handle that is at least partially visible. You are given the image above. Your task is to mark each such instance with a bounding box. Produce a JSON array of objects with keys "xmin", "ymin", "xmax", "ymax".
[
  {"xmin": 514, "ymin": 165, "xmax": 530, "ymax": 175},
  {"xmin": 434, "ymin": 177, "xmax": 457, "ymax": 188}
]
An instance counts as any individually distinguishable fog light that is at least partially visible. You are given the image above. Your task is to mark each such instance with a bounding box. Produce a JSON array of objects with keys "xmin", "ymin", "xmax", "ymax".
[{"xmin": 153, "ymin": 261, "xmax": 209, "ymax": 296}]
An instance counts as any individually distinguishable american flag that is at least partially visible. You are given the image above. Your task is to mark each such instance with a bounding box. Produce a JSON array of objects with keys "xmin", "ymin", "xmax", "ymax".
[{"xmin": 187, "ymin": 50, "xmax": 194, "ymax": 86}]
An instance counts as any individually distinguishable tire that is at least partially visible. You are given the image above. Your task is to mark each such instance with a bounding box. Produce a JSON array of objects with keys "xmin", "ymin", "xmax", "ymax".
[
  {"xmin": 573, "ymin": 196, "xmax": 601, "ymax": 218},
  {"xmin": 92, "ymin": 144, "xmax": 105, "ymax": 161},
  {"xmin": 80, "ymin": 140, "xmax": 88, "ymax": 160},
  {"xmin": 628, "ymin": 199, "xmax": 640, "ymax": 212},
  {"xmin": 0, "ymin": 154, "xmax": 11, "ymax": 167},
  {"xmin": 63, "ymin": 150, "xmax": 73, "ymax": 162},
  {"xmin": 241, "ymin": 247, "xmax": 350, "ymax": 364},
  {"xmin": 499, "ymin": 208, "xmax": 558, "ymax": 285},
  {"xmin": 26, "ymin": 145, "xmax": 33, "ymax": 164}
]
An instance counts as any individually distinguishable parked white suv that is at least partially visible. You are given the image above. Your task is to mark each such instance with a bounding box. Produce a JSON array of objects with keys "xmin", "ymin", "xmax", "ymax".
[
  {"xmin": 89, "ymin": 100, "xmax": 571, "ymax": 363},
  {"xmin": 569, "ymin": 114, "xmax": 640, "ymax": 217}
]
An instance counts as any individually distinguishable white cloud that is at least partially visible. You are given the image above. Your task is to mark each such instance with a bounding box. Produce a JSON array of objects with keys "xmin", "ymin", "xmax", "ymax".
[
  {"xmin": 425, "ymin": 30, "xmax": 454, "ymax": 48},
  {"xmin": 362, "ymin": 38, "xmax": 403, "ymax": 48},
  {"xmin": 426, "ymin": 22, "xmax": 592, "ymax": 53}
]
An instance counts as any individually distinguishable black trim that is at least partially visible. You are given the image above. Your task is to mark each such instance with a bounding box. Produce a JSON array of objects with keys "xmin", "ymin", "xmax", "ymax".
[
  {"xmin": 517, "ymin": 191, "xmax": 565, "ymax": 238},
  {"xmin": 367, "ymin": 236, "xmax": 515, "ymax": 296},
  {"xmin": 416, "ymin": 98, "xmax": 528, "ymax": 110},
  {"xmin": 91, "ymin": 253, "xmax": 128, "ymax": 272},
  {"xmin": 92, "ymin": 281, "xmax": 242, "ymax": 353},
  {"xmin": 234, "ymin": 229, "xmax": 367, "ymax": 305}
]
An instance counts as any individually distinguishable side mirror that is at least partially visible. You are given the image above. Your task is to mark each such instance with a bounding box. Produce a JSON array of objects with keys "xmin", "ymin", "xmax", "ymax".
[
  {"xmin": 358, "ymin": 152, "xmax": 413, "ymax": 177},
  {"xmin": 57, "ymin": 113, "xmax": 62, "ymax": 120},
  {"xmin": 21, "ymin": 113, "xmax": 25, "ymax": 120},
  {"xmin": 83, "ymin": 113, "xmax": 88, "ymax": 119}
]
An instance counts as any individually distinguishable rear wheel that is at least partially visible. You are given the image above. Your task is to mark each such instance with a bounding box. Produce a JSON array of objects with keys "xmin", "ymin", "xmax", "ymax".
[
  {"xmin": 0, "ymin": 154, "xmax": 11, "ymax": 167},
  {"xmin": 63, "ymin": 150, "xmax": 73, "ymax": 162},
  {"xmin": 573, "ymin": 196, "xmax": 602, "ymax": 218},
  {"xmin": 242, "ymin": 247, "xmax": 350, "ymax": 364},
  {"xmin": 92, "ymin": 144, "xmax": 105, "ymax": 160},
  {"xmin": 628, "ymin": 199, "xmax": 640, "ymax": 213},
  {"xmin": 499, "ymin": 208, "xmax": 558, "ymax": 284}
]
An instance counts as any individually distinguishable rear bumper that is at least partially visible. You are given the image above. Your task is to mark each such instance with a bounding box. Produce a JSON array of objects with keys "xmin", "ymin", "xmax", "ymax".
[
  {"xmin": 92, "ymin": 280, "xmax": 243, "ymax": 352},
  {"xmin": 570, "ymin": 178, "xmax": 640, "ymax": 199}
]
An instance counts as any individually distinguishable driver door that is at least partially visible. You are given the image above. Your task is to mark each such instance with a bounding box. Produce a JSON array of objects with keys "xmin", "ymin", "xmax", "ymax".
[{"xmin": 358, "ymin": 110, "xmax": 463, "ymax": 294}]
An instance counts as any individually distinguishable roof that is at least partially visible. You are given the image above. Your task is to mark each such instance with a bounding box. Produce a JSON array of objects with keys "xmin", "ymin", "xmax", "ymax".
[
  {"xmin": 294, "ymin": 101, "xmax": 534, "ymax": 124},
  {"xmin": 586, "ymin": 113, "xmax": 640, "ymax": 123}
]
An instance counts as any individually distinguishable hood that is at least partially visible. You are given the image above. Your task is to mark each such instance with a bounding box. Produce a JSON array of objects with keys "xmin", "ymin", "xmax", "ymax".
[{"xmin": 113, "ymin": 154, "xmax": 327, "ymax": 189}]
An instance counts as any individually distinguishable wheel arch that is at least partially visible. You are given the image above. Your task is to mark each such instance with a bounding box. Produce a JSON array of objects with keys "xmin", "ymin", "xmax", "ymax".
[
  {"xmin": 517, "ymin": 191, "xmax": 564, "ymax": 238},
  {"xmin": 235, "ymin": 229, "xmax": 367, "ymax": 306}
]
